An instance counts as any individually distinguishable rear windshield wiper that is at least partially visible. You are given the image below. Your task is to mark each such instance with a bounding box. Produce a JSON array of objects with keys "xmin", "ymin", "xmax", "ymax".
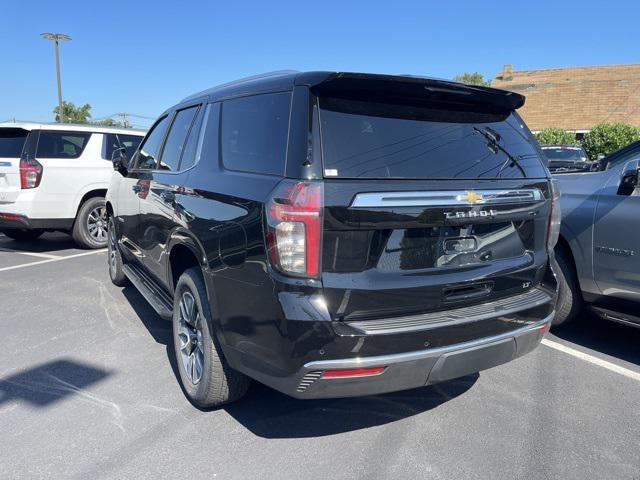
[{"xmin": 473, "ymin": 127, "xmax": 526, "ymax": 177}]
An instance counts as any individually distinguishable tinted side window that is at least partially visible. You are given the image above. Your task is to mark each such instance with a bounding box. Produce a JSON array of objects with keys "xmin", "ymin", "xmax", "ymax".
[
  {"xmin": 36, "ymin": 132, "xmax": 91, "ymax": 159},
  {"xmin": 159, "ymin": 106, "xmax": 199, "ymax": 171},
  {"xmin": 104, "ymin": 133, "xmax": 120, "ymax": 160},
  {"xmin": 220, "ymin": 92, "xmax": 291, "ymax": 175},
  {"xmin": 105, "ymin": 133, "xmax": 143, "ymax": 161},
  {"xmin": 179, "ymin": 106, "xmax": 206, "ymax": 171},
  {"xmin": 118, "ymin": 134, "xmax": 143, "ymax": 161},
  {"xmin": 0, "ymin": 128, "xmax": 29, "ymax": 157},
  {"xmin": 134, "ymin": 116, "xmax": 170, "ymax": 170}
]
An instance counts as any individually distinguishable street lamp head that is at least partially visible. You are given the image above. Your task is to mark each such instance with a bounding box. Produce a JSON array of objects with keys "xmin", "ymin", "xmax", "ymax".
[{"xmin": 41, "ymin": 33, "xmax": 72, "ymax": 42}]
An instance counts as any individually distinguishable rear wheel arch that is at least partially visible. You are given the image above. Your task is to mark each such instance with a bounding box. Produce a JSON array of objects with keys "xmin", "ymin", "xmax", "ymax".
[
  {"xmin": 74, "ymin": 189, "xmax": 108, "ymax": 221},
  {"xmin": 552, "ymin": 235, "xmax": 584, "ymax": 327},
  {"xmin": 555, "ymin": 235, "xmax": 580, "ymax": 282},
  {"xmin": 168, "ymin": 240, "xmax": 206, "ymax": 294}
]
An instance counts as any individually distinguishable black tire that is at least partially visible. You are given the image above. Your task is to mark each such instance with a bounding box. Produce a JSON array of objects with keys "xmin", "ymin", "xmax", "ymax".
[
  {"xmin": 1, "ymin": 229, "xmax": 44, "ymax": 242},
  {"xmin": 552, "ymin": 247, "xmax": 583, "ymax": 327},
  {"xmin": 72, "ymin": 197, "xmax": 108, "ymax": 249},
  {"xmin": 172, "ymin": 267, "xmax": 250, "ymax": 407},
  {"xmin": 107, "ymin": 216, "xmax": 128, "ymax": 287}
]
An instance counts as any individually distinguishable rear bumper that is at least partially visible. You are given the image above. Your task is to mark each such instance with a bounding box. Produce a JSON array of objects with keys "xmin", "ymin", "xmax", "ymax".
[
  {"xmin": 0, "ymin": 213, "xmax": 73, "ymax": 231},
  {"xmin": 219, "ymin": 263, "xmax": 558, "ymax": 400},
  {"xmin": 224, "ymin": 300, "xmax": 555, "ymax": 399},
  {"xmin": 292, "ymin": 314, "xmax": 551, "ymax": 398}
]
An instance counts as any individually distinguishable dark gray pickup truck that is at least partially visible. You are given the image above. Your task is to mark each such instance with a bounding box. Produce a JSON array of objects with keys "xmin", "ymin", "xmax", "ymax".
[{"xmin": 553, "ymin": 140, "xmax": 640, "ymax": 327}]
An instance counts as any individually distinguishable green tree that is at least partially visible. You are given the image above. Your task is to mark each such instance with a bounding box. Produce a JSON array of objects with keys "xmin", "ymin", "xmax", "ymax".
[
  {"xmin": 535, "ymin": 128, "xmax": 576, "ymax": 145},
  {"xmin": 582, "ymin": 123, "xmax": 640, "ymax": 161},
  {"xmin": 92, "ymin": 118, "xmax": 125, "ymax": 127},
  {"xmin": 453, "ymin": 72, "xmax": 490, "ymax": 86},
  {"xmin": 53, "ymin": 101, "xmax": 92, "ymax": 123}
]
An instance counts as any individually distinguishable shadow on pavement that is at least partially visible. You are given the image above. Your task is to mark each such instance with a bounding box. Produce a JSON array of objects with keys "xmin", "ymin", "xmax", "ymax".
[
  {"xmin": 0, "ymin": 232, "xmax": 79, "ymax": 254},
  {"xmin": 551, "ymin": 311, "xmax": 640, "ymax": 366},
  {"xmin": 224, "ymin": 375, "xmax": 478, "ymax": 438},
  {"xmin": 122, "ymin": 286, "xmax": 172, "ymax": 345},
  {"xmin": 0, "ymin": 359, "xmax": 112, "ymax": 407},
  {"xmin": 121, "ymin": 286, "xmax": 181, "ymax": 384}
]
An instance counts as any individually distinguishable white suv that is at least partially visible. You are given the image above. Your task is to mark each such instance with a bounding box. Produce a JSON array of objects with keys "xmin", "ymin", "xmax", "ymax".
[{"xmin": 0, "ymin": 123, "xmax": 145, "ymax": 248}]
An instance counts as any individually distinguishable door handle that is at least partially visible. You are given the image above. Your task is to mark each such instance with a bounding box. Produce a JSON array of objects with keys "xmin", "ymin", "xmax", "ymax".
[
  {"xmin": 132, "ymin": 184, "xmax": 142, "ymax": 193},
  {"xmin": 160, "ymin": 191, "xmax": 175, "ymax": 203}
]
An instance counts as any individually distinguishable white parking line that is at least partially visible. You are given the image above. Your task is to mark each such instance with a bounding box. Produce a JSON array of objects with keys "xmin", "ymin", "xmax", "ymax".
[
  {"xmin": 0, "ymin": 249, "xmax": 106, "ymax": 272},
  {"xmin": 0, "ymin": 247, "xmax": 60, "ymax": 259},
  {"xmin": 542, "ymin": 338, "xmax": 640, "ymax": 382}
]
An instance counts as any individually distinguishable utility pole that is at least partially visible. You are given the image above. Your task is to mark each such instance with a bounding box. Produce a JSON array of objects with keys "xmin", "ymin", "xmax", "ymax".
[
  {"xmin": 41, "ymin": 33, "xmax": 71, "ymax": 123},
  {"xmin": 117, "ymin": 112, "xmax": 130, "ymax": 128}
]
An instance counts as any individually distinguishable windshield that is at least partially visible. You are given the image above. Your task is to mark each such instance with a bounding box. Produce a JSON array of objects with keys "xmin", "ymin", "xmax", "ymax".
[
  {"xmin": 318, "ymin": 97, "xmax": 546, "ymax": 179},
  {"xmin": 541, "ymin": 147, "xmax": 586, "ymax": 162},
  {"xmin": 0, "ymin": 128, "xmax": 29, "ymax": 158}
]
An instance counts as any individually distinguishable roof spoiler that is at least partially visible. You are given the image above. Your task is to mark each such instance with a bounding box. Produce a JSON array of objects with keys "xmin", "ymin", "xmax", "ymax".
[{"xmin": 296, "ymin": 72, "xmax": 525, "ymax": 111}]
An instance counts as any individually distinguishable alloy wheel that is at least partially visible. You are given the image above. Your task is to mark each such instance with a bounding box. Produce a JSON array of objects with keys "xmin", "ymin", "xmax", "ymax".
[
  {"xmin": 177, "ymin": 291, "xmax": 205, "ymax": 385},
  {"xmin": 87, "ymin": 205, "xmax": 107, "ymax": 243},
  {"xmin": 108, "ymin": 220, "xmax": 117, "ymax": 276}
]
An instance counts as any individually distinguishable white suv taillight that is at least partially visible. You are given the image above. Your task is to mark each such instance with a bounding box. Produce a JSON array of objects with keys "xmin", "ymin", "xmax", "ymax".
[
  {"xmin": 547, "ymin": 179, "xmax": 561, "ymax": 250},
  {"xmin": 266, "ymin": 181, "xmax": 323, "ymax": 278},
  {"xmin": 19, "ymin": 158, "xmax": 43, "ymax": 189}
]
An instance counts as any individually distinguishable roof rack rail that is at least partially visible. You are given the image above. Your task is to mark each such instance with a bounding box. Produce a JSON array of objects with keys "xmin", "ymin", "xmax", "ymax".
[{"xmin": 181, "ymin": 70, "xmax": 300, "ymax": 102}]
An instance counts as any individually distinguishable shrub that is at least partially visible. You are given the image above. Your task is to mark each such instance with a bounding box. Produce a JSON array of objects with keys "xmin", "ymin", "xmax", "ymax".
[
  {"xmin": 582, "ymin": 123, "xmax": 640, "ymax": 161},
  {"xmin": 535, "ymin": 128, "xmax": 576, "ymax": 145}
]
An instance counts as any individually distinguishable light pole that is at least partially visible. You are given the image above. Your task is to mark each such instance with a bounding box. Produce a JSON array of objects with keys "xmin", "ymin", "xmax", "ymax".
[{"xmin": 41, "ymin": 33, "xmax": 71, "ymax": 123}]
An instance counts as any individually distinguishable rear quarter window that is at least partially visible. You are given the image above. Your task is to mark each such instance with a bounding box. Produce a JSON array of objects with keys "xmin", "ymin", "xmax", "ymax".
[
  {"xmin": 0, "ymin": 128, "xmax": 29, "ymax": 157},
  {"xmin": 220, "ymin": 92, "xmax": 291, "ymax": 176},
  {"xmin": 36, "ymin": 131, "xmax": 91, "ymax": 159},
  {"xmin": 318, "ymin": 97, "xmax": 547, "ymax": 179},
  {"xmin": 104, "ymin": 133, "xmax": 144, "ymax": 161}
]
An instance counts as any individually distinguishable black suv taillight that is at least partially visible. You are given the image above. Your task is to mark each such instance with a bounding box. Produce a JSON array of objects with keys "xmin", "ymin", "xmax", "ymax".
[
  {"xmin": 19, "ymin": 158, "xmax": 43, "ymax": 189},
  {"xmin": 266, "ymin": 180, "xmax": 323, "ymax": 278}
]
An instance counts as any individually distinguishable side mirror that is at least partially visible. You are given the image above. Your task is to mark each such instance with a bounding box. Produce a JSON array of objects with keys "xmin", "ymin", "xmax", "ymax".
[
  {"xmin": 111, "ymin": 147, "xmax": 128, "ymax": 175},
  {"xmin": 618, "ymin": 160, "xmax": 640, "ymax": 195}
]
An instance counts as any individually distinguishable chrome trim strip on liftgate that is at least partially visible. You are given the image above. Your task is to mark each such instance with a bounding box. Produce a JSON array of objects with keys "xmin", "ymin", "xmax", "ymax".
[{"xmin": 350, "ymin": 189, "xmax": 544, "ymax": 208}]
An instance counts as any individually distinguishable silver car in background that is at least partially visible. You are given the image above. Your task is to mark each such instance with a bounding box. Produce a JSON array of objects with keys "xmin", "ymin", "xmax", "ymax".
[{"xmin": 552, "ymin": 140, "xmax": 640, "ymax": 327}]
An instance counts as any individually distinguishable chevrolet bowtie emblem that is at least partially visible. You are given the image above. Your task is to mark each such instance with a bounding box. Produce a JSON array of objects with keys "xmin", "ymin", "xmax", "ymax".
[{"xmin": 460, "ymin": 191, "xmax": 483, "ymax": 204}]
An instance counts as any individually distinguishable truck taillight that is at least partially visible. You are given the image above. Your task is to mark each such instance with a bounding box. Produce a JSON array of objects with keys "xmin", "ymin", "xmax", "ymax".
[
  {"xmin": 266, "ymin": 181, "xmax": 323, "ymax": 278},
  {"xmin": 19, "ymin": 158, "xmax": 42, "ymax": 189},
  {"xmin": 547, "ymin": 179, "xmax": 561, "ymax": 250}
]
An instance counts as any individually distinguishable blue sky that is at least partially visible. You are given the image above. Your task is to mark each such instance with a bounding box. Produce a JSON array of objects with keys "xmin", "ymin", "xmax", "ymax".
[{"xmin": 1, "ymin": 0, "xmax": 638, "ymax": 128}]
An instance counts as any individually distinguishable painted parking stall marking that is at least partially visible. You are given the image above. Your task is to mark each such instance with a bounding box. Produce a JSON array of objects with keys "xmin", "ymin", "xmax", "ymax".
[
  {"xmin": 542, "ymin": 338, "xmax": 640, "ymax": 382},
  {"xmin": 0, "ymin": 247, "xmax": 60, "ymax": 259},
  {"xmin": 0, "ymin": 249, "xmax": 106, "ymax": 272}
]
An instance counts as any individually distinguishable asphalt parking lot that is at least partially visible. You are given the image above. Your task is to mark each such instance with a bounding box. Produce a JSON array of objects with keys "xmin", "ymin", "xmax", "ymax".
[{"xmin": 0, "ymin": 232, "xmax": 638, "ymax": 479}]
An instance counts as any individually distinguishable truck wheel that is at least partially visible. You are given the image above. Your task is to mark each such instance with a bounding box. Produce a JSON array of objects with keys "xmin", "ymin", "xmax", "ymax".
[
  {"xmin": 107, "ymin": 217, "xmax": 128, "ymax": 287},
  {"xmin": 173, "ymin": 267, "xmax": 250, "ymax": 408},
  {"xmin": 72, "ymin": 197, "xmax": 108, "ymax": 249},
  {"xmin": 1, "ymin": 229, "xmax": 44, "ymax": 242},
  {"xmin": 552, "ymin": 247, "xmax": 583, "ymax": 327}
]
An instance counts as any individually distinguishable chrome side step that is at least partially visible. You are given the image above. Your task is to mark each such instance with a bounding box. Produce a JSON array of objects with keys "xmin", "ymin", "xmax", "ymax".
[{"xmin": 122, "ymin": 263, "xmax": 173, "ymax": 320}]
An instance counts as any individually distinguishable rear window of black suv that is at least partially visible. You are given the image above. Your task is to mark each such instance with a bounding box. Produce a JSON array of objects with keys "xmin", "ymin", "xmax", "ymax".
[{"xmin": 318, "ymin": 97, "xmax": 546, "ymax": 179}]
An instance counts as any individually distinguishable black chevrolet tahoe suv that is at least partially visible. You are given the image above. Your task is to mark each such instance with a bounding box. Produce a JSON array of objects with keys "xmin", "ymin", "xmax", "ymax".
[{"xmin": 106, "ymin": 71, "xmax": 559, "ymax": 407}]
